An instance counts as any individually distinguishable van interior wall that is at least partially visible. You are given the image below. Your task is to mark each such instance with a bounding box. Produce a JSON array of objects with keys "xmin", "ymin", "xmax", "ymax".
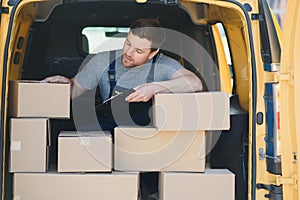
[{"xmin": 20, "ymin": 1, "xmax": 218, "ymax": 165}]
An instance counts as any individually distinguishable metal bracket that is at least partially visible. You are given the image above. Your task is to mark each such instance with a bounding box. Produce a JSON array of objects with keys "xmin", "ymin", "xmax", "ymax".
[
  {"xmin": 276, "ymin": 174, "xmax": 297, "ymax": 186},
  {"xmin": 0, "ymin": 7, "xmax": 9, "ymax": 14},
  {"xmin": 259, "ymin": 148, "xmax": 280, "ymax": 162},
  {"xmin": 257, "ymin": 184, "xmax": 283, "ymax": 199},
  {"xmin": 279, "ymin": 69, "xmax": 294, "ymax": 86}
]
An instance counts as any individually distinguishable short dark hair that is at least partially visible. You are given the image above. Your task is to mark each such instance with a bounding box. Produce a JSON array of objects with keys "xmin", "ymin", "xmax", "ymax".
[{"xmin": 130, "ymin": 18, "xmax": 166, "ymax": 50}]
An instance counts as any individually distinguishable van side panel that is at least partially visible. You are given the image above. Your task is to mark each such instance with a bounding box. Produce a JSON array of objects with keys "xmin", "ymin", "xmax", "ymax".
[{"xmin": 280, "ymin": 0, "xmax": 300, "ymax": 199}]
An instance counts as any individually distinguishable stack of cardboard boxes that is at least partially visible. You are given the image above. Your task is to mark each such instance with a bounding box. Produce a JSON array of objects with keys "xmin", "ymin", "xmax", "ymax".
[
  {"xmin": 8, "ymin": 80, "xmax": 234, "ymax": 199},
  {"xmin": 8, "ymin": 80, "xmax": 139, "ymax": 200},
  {"xmin": 9, "ymin": 80, "xmax": 71, "ymax": 173},
  {"xmin": 115, "ymin": 92, "xmax": 235, "ymax": 200}
]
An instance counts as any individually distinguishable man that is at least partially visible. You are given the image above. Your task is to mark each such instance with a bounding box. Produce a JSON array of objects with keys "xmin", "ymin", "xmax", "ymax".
[{"xmin": 43, "ymin": 18, "xmax": 203, "ymax": 200}]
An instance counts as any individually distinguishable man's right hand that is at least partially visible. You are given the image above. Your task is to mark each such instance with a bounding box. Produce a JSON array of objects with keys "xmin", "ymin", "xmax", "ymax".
[
  {"xmin": 42, "ymin": 75, "xmax": 87, "ymax": 99},
  {"xmin": 41, "ymin": 75, "xmax": 71, "ymax": 83}
]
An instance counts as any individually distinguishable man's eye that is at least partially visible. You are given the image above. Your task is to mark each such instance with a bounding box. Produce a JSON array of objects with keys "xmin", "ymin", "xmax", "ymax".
[
  {"xmin": 136, "ymin": 49, "xmax": 142, "ymax": 54},
  {"xmin": 126, "ymin": 41, "xmax": 131, "ymax": 46}
]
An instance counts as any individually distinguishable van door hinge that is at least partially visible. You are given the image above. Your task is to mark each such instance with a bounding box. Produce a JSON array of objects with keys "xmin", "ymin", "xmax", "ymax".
[
  {"xmin": 257, "ymin": 184, "xmax": 283, "ymax": 199},
  {"xmin": 0, "ymin": 6, "xmax": 9, "ymax": 14},
  {"xmin": 279, "ymin": 69, "xmax": 294, "ymax": 86},
  {"xmin": 276, "ymin": 174, "xmax": 297, "ymax": 186}
]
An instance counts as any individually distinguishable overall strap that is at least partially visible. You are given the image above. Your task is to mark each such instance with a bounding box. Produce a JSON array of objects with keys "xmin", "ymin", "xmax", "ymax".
[
  {"xmin": 146, "ymin": 53, "xmax": 158, "ymax": 83},
  {"xmin": 108, "ymin": 50, "xmax": 117, "ymax": 97}
]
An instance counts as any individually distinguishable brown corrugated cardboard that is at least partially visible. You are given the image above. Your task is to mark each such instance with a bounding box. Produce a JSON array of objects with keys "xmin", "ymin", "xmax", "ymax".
[
  {"xmin": 58, "ymin": 131, "xmax": 112, "ymax": 172},
  {"xmin": 153, "ymin": 92, "xmax": 230, "ymax": 131},
  {"xmin": 9, "ymin": 118, "xmax": 50, "ymax": 172},
  {"xmin": 14, "ymin": 172, "xmax": 139, "ymax": 200},
  {"xmin": 114, "ymin": 127, "xmax": 205, "ymax": 172},
  {"xmin": 159, "ymin": 169, "xmax": 235, "ymax": 200},
  {"xmin": 8, "ymin": 80, "xmax": 70, "ymax": 118}
]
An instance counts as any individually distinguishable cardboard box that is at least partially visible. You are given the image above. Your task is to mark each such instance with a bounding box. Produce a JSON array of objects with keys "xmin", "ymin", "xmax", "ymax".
[
  {"xmin": 114, "ymin": 127, "xmax": 205, "ymax": 172},
  {"xmin": 9, "ymin": 118, "xmax": 50, "ymax": 172},
  {"xmin": 14, "ymin": 172, "xmax": 139, "ymax": 200},
  {"xmin": 58, "ymin": 131, "xmax": 112, "ymax": 172},
  {"xmin": 8, "ymin": 80, "xmax": 70, "ymax": 118},
  {"xmin": 153, "ymin": 92, "xmax": 230, "ymax": 131},
  {"xmin": 159, "ymin": 169, "xmax": 235, "ymax": 200}
]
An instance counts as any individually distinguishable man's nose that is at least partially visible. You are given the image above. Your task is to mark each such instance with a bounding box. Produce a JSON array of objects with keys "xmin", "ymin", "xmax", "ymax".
[{"xmin": 126, "ymin": 47, "xmax": 135, "ymax": 56}]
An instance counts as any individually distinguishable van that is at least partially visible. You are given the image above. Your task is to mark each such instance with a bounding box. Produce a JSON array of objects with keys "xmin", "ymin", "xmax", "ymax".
[{"xmin": 0, "ymin": 0, "xmax": 299, "ymax": 199}]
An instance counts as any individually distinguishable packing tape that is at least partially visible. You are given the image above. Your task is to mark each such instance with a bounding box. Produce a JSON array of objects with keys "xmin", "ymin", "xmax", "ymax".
[
  {"xmin": 80, "ymin": 137, "xmax": 91, "ymax": 146},
  {"xmin": 11, "ymin": 141, "xmax": 21, "ymax": 151}
]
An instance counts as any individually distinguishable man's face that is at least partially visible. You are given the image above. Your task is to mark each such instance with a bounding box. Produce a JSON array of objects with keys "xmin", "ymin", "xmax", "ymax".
[{"xmin": 122, "ymin": 32, "xmax": 157, "ymax": 68}]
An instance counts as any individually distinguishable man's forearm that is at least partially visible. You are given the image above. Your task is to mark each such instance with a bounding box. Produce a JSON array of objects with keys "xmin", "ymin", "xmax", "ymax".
[
  {"xmin": 71, "ymin": 78, "xmax": 88, "ymax": 99},
  {"xmin": 152, "ymin": 74, "xmax": 203, "ymax": 94},
  {"xmin": 126, "ymin": 70, "xmax": 204, "ymax": 102}
]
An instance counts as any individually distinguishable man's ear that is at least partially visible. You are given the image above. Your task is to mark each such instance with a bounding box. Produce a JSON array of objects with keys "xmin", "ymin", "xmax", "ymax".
[{"xmin": 148, "ymin": 49, "xmax": 159, "ymax": 60}]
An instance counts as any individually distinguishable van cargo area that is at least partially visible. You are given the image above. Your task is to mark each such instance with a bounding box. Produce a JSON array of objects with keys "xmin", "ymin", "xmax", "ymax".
[{"xmin": 1, "ymin": 0, "xmax": 257, "ymax": 199}]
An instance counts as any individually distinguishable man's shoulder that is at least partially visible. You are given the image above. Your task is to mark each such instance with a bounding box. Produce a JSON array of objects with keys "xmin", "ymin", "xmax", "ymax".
[
  {"xmin": 157, "ymin": 53, "xmax": 182, "ymax": 66},
  {"xmin": 94, "ymin": 49, "xmax": 122, "ymax": 56},
  {"xmin": 95, "ymin": 50, "xmax": 113, "ymax": 56}
]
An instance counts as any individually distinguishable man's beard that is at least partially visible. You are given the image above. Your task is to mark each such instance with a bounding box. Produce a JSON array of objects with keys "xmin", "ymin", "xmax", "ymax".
[{"xmin": 122, "ymin": 55, "xmax": 136, "ymax": 68}]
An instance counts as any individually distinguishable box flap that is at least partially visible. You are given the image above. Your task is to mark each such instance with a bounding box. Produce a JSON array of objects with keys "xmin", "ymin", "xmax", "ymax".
[
  {"xmin": 59, "ymin": 131, "xmax": 111, "ymax": 138},
  {"xmin": 17, "ymin": 80, "xmax": 70, "ymax": 85}
]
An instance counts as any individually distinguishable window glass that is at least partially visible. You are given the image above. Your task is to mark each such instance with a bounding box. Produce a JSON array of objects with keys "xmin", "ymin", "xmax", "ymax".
[
  {"xmin": 215, "ymin": 23, "xmax": 234, "ymax": 92},
  {"xmin": 82, "ymin": 27, "xmax": 130, "ymax": 54},
  {"xmin": 216, "ymin": 23, "xmax": 232, "ymax": 68}
]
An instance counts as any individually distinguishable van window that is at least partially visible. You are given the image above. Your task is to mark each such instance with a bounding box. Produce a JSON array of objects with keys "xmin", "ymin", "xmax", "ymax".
[
  {"xmin": 82, "ymin": 27, "xmax": 130, "ymax": 54},
  {"xmin": 216, "ymin": 23, "xmax": 232, "ymax": 67},
  {"xmin": 212, "ymin": 22, "xmax": 234, "ymax": 94}
]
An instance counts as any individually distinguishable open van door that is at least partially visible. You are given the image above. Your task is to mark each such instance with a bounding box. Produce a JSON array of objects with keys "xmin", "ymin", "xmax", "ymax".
[
  {"xmin": 279, "ymin": 1, "xmax": 300, "ymax": 199},
  {"xmin": 0, "ymin": 0, "xmax": 10, "ymax": 198}
]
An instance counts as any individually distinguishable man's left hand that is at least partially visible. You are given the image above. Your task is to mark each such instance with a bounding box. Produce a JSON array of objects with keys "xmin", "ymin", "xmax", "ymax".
[{"xmin": 125, "ymin": 83, "xmax": 164, "ymax": 102}]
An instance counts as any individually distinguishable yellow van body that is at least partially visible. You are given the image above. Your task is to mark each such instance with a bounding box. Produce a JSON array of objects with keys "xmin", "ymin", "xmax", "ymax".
[{"xmin": 0, "ymin": 0, "xmax": 299, "ymax": 199}]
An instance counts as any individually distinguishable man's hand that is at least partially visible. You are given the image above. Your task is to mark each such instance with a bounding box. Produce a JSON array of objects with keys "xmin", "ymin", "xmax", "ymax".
[
  {"xmin": 42, "ymin": 75, "xmax": 87, "ymax": 99},
  {"xmin": 41, "ymin": 75, "xmax": 71, "ymax": 83},
  {"xmin": 125, "ymin": 83, "xmax": 165, "ymax": 102}
]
